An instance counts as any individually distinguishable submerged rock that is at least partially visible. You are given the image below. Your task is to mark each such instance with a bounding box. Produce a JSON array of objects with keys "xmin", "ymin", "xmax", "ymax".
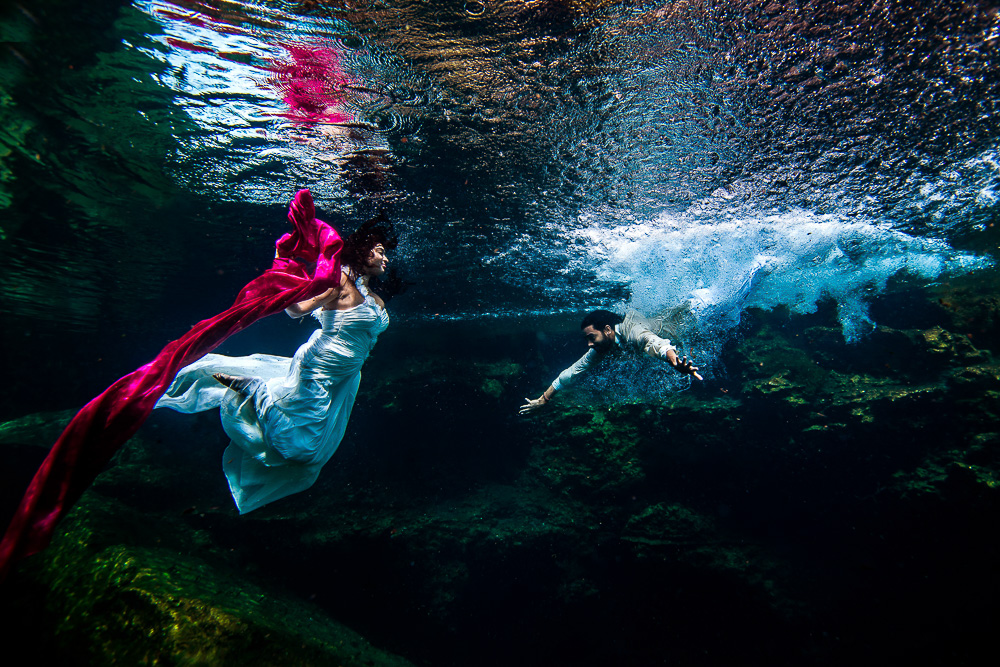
[
  {"xmin": 890, "ymin": 432, "xmax": 1000, "ymax": 502},
  {"xmin": 4, "ymin": 493, "xmax": 415, "ymax": 667},
  {"xmin": 0, "ymin": 409, "xmax": 77, "ymax": 450}
]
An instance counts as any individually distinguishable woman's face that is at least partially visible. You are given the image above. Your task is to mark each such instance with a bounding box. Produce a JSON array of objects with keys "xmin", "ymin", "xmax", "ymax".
[{"xmin": 364, "ymin": 243, "xmax": 388, "ymax": 276}]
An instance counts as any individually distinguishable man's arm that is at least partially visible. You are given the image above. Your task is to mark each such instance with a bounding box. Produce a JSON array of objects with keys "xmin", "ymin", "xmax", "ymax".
[
  {"xmin": 634, "ymin": 328, "xmax": 704, "ymax": 381},
  {"xmin": 519, "ymin": 384, "xmax": 556, "ymax": 415},
  {"xmin": 519, "ymin": 349, "xmax": 596, "ymax": 415}
]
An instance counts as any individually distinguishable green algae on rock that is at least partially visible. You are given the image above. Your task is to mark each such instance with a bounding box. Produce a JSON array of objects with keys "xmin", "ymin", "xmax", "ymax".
[
  {"xmin": 0, "ymin": 409, "xmax": 76, "ymax": 449},
  {"xmin": 8, "ymin": 492, "xmax": 415, "ymax": 667},
  {"xmin": 528, "ymin": 403, "xmax": 647, "ymax": 494}
]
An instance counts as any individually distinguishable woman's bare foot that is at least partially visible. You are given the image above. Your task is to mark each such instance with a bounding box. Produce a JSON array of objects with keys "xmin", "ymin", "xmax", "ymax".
[{"xmin": 212, "ymin": 373, "xmax": 256, "ymax": 396}]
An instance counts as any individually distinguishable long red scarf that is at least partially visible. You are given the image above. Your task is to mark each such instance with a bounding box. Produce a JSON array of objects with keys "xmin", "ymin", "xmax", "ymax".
[{"xmin": 0, "ymin": 189, "xmax": 342, "ymax": 579}]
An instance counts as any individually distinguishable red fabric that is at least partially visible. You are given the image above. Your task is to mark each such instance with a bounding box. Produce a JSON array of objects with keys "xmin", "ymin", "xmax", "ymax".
[{"xmin": 0, "ymin": 189, "xmax": 342, "ymax": 580}]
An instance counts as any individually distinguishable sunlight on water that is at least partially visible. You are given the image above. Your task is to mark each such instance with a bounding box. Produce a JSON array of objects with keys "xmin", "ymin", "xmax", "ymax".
[
  {"xmin": 3, "ymin": 0, "xmax": 999, "ymax": 325},
  {"xmin": 114, "ymin": 0, "xmax": 1000, "ymax": 330}
]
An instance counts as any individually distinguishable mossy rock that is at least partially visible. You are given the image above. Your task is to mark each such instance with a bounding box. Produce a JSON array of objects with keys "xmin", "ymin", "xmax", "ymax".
[
  {"xmin": 919, "ymin": 326, "xmax": 985, "ymax": 364},
  {"xmin": 475, "ymin": 360, "xmax": 523, "ymax": 379},
  {"xmin": 947, "ymin": 364, "xmax": 1000, "ymax": 393},
  {"xmin": 890, "ymin": 433, "xmax": 1000, "ymax": 501},
  {"xmin": 0, "ymin": 409, "xmax": 77, "ymax": 449},
  {"xmin": 531, "ymin": 405, "xmax": 646, "ymax": 493},
  {"xmin": 622, "ymin": 502, "xmax": 714, "ymax": 545},
  {"xmin": 621, "ymin": 502, "xmax": 780, "ymax": 596},
  {"xmin": 731, "ymin": 327, "xmax": 831, "ymax": 398},
  {"xmin": 480, "ymin": 377, "xmax": 504, "ymax": 398},
  {"xmin": 14, "ymin": 494, "xmax": 415, "ymax": 667}
]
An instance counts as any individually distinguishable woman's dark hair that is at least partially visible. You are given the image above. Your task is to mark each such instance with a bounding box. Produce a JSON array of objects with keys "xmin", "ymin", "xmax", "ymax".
[
  {"xmin": 341, "ymin": 211, "xmax": 398, "ymax": 276},
  {"xmin": 342, "ymin": 211, "xmax": 405, "ymax": 300},
  {"xmin": 581, "ymin": 309, "xmax": 624, "ymax": 331}
]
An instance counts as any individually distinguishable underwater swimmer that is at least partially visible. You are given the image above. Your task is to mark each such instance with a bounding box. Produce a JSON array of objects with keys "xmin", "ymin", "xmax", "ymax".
[
  {"xmin": 519, "ymin": 309, "xmax": 702, "ymax": 415},
  {"xmin": 0, "ymin": 190, "xmax": 352, "ymax": 576},
  {"xmin": 156, "ymin": 213, "xmax": 397, "ymax": 513}
]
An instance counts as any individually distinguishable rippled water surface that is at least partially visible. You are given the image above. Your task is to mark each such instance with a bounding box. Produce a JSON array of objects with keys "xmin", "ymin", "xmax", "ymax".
[{"xmin": 4, "ymin": 1, "xmax": 999, "ymax": 319}]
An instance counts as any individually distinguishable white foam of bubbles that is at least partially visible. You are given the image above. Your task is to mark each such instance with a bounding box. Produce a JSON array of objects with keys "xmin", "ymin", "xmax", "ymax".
[{"xmin": 571, "ymin": 208, "xmax": 992, "ymax": 344}]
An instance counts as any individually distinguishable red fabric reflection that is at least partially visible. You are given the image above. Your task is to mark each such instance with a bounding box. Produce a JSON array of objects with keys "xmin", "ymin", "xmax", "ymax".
[
  {"xmin": 0, "ymin": 190, "xmax": 342, "ymax": 580},
  {"xmin": 265, "ymin": 43, "xmax": 352, "ymax": 125}
]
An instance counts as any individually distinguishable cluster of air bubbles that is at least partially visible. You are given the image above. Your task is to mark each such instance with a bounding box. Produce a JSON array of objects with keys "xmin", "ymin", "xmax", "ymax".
[
  {"xmin": 570, "ymin": 209, "xmax": 992, "ymax": 348},
  {"xmin": 902, "ymin": 147, "xmax": 1000, "ymax": 235}
]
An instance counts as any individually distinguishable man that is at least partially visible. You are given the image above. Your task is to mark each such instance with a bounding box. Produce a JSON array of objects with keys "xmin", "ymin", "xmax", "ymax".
[{"xmin": 519, "ymin": 309, "xmax": 703, "ymax": 414}]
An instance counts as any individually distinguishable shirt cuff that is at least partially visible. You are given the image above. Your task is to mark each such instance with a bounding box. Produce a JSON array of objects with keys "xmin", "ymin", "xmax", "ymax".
[{"xmin": 653, "ymin": 339, "xmax": 676, "ymax": 358}]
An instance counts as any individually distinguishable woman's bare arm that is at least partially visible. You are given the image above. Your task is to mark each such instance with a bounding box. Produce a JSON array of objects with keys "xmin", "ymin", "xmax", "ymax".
[
  {"xmin": 285, "ymin": 287, "xmax": 337, "ymax": 318},
  {"xmin": 285, "ymin": 273, "xmax": 349, "ymax": 318}
]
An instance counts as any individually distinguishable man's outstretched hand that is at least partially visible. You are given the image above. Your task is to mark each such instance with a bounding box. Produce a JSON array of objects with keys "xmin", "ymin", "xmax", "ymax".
[
  {"xmin": 665, "ymin": 349, "xmax": 704, "ymax": 381},
  {"xmin": 674, "ymin": 355, "xmax": 703, "ymax": 381},
  {"xmin": 519, "ymin": 397, "xmax": 548, "ymax": 415}
]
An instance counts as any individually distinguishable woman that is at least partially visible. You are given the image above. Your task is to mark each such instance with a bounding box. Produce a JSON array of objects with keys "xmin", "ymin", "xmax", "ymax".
[{"xmin": 156, "ymin": 214, "xmax": 397, "ymax": 514}]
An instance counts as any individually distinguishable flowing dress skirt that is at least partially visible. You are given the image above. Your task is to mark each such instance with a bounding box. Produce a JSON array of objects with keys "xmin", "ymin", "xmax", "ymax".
[{"xmin": 156, "ymin": 326, "xmax": 366, "ymax": 513}]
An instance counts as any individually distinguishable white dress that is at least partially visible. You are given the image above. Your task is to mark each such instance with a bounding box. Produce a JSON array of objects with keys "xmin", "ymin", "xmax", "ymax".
[{"xmin": 156, "ymin": 274, "xmax": 389, "ymax": 513}]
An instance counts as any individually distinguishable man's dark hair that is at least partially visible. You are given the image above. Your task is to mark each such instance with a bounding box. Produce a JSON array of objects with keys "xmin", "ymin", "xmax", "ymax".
[{"xmin": 581, "ymin": 309, "xmax": 624, "ymax": 331}]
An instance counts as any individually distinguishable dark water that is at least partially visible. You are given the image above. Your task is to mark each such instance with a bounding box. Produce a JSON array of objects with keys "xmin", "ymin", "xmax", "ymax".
[{"xmin": 1, "ymin": 1, "xmax": 999, "ymax": 665}]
